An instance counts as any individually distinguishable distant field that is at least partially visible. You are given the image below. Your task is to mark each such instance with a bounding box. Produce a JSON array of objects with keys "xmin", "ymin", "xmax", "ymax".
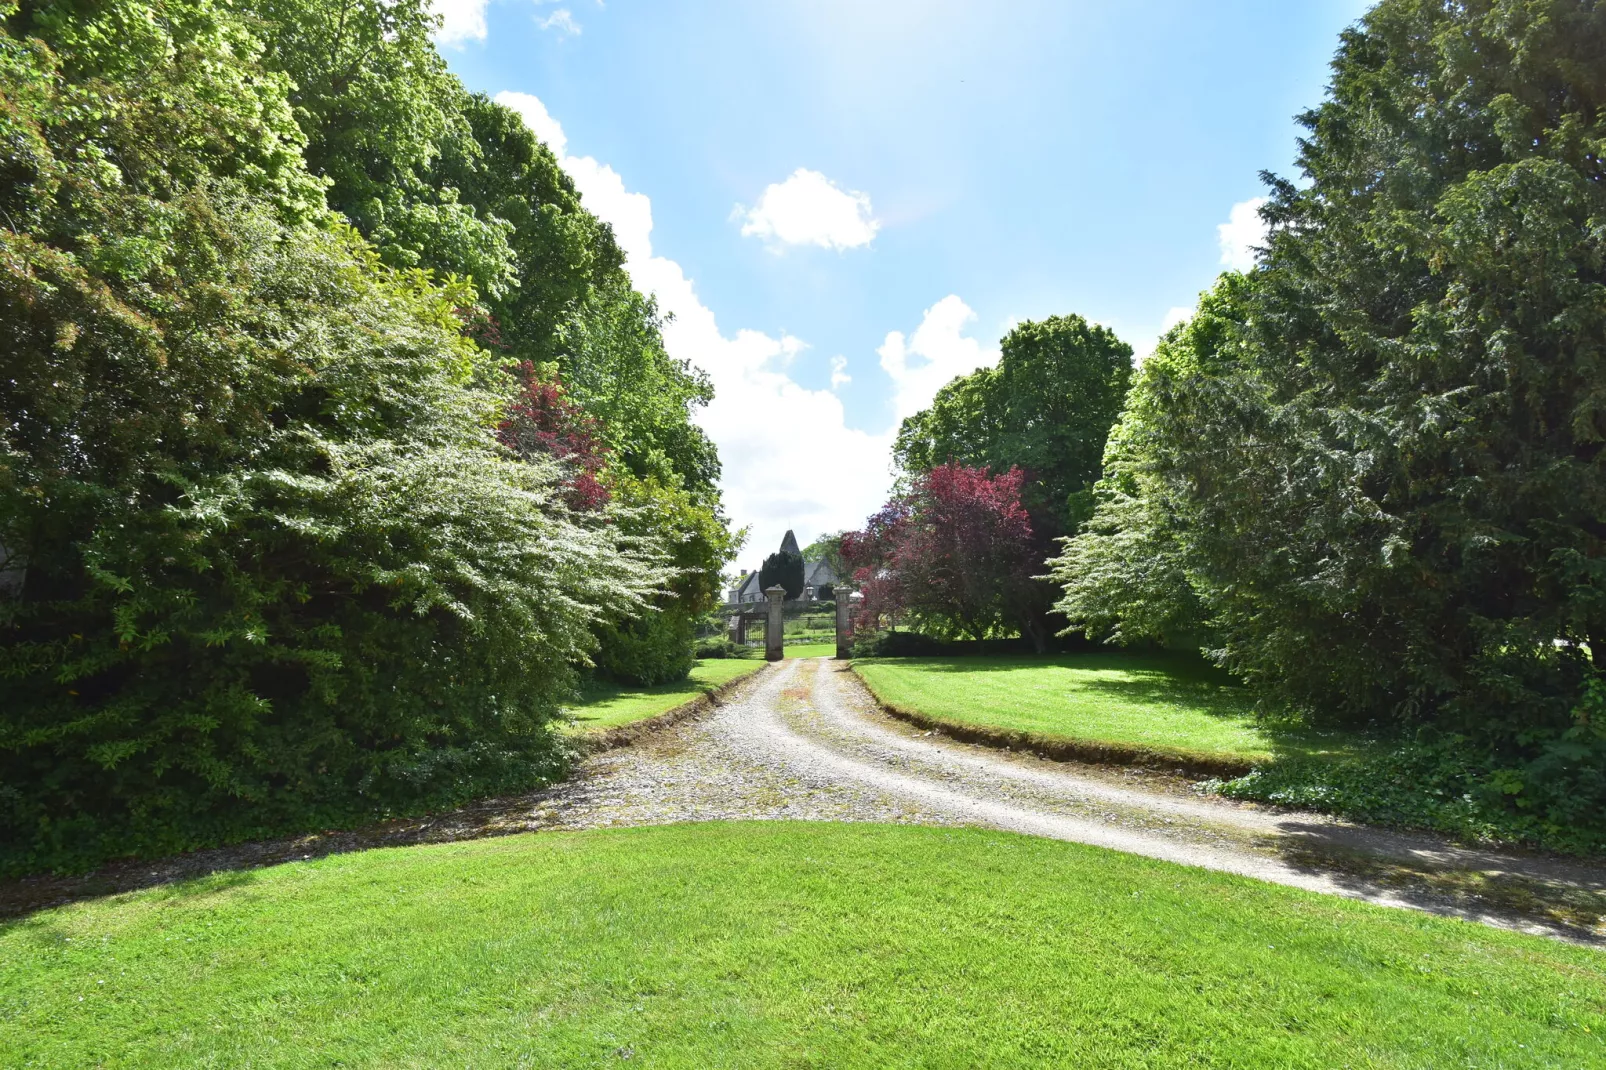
[
  {"xmin": 566, "ymin": 659, "xmax": 763, "ymax": 731},
  {"xmin": 852, "ymin": 653, "xmax": 1298, "ymax": 767},
  {"xmin": 3, "ymin": 822, "xmax": 1598, "ymax": 1068}
]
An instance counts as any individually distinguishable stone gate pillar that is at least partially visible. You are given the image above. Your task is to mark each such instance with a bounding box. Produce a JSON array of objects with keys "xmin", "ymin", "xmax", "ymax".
[
  {"xmin": 728, "ymin": 613, "xmax": 744, "ymax": 644},
  {"xmin": 835, "ymin": 589, "xmax": 859, "ymax": 660},
  {"xmin": 764, "ymin": 585, "xmax": 787, "ymax": 662}
]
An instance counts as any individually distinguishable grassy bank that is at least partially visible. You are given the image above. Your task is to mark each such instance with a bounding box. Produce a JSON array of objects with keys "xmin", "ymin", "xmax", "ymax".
[
  {"xmin": 4, "ymin": 822, "xmax": 1601, "ymax": 1068},
  {"xmin": 852, "ymin": 653, "xmax": 1301, "ymax": 769},
  {"xmin": 566, "ymin": 659, "xmax": 764, "ymax": 732},
  {"xmin": 850, "ymin": 653, "xmax": 1606, "ymax": 854}
]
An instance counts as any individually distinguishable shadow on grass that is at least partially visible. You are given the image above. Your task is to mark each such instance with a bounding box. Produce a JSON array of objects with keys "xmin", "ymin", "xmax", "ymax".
[
  {"xmin": 1258, "ymin": 820, "xmax": 1606, "ymax": 940},
  {"xmin": 568, "ymin": 672, "xmax": 744, "ymax": 727},
  {"xmin": 0, "ymin": 867, "xmax": 264, "ymax": 940}
]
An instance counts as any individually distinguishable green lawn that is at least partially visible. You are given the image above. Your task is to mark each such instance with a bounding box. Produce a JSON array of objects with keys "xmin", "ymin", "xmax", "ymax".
[
  {"xmin": 852, "ymin": 653, "xmax": 1309, "ymax": 767},
  {"xmin": 783, "ymin": 640, "xmax": 836, "ymax": 658},
  {"xmin": 566, "ymin": 658, "xmax": 763, "ymax": 731},
  {"xmin": 3, "ymin": 822, "xmax": 1600, "ymax": 1068}
]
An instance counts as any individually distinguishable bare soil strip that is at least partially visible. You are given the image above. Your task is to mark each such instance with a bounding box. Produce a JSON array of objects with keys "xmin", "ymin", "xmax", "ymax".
[{"xmin": 6, "ymin": 657, "xmax": 1604, "ymax": 941}]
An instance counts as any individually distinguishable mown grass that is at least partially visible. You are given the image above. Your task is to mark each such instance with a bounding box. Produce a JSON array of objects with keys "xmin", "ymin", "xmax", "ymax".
[
  {"xmin": 2, "ymin": 822, "xmax": 1600, "ymax": 1068},
  {"xmin": 783, "ymin": 640, "xmax": 836, "ymax": 658},
  {"xmin": 566, "ymin": 659, "xmax": 763, "ymax": 731},
  {"xmin": 852, "ymin": 652, "xmax": 1318, "ymax": 766}
]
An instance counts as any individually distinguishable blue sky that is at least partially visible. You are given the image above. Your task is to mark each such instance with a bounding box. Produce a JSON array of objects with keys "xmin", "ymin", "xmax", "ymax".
[{"xmin": 434, "ymin": 0, "xmax": 1369, "ymax": 563}]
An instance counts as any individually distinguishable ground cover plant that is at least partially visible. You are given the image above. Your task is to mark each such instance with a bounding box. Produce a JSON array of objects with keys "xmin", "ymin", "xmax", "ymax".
[
  {"xmin": 566, "ymin": 659, "xmax": 763, "ymax": 732},
  {"xmin": 852, "ymin": 653, "xmax": 1286, "ymax": 768},
  {"xmin": 3, "ymin": 822, "xmax": 1601, "ymax": 1068}
]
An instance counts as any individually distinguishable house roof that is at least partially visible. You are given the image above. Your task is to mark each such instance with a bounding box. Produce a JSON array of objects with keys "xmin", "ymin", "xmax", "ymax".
[{"xmin": 805, "ymin": 557, "xmax": 839, "ymax": 586}]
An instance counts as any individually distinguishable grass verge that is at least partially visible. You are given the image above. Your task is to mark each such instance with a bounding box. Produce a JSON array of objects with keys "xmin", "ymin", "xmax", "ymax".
[
  {"xmin": 566, "ymin": 659, "xmax": 764, "ymax": 734},
  {"xmin": 851, "ymin": 652, "xmax": 1314, "ymax": 774},
  {"xmin": 850, "ymin": 653, "xmax": 1606, "ymax": 855},
  {"xmin": 3, "ymin": 822, "xmax": 1600, "ymax": 1068}
]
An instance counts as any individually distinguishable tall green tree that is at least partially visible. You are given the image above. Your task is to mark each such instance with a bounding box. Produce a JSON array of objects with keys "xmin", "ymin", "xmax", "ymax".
[
  {"xmin": 1054, "ymin": 0, "xmax": 1606, "ymax": 834},
  {"xmin": 249, "ymin": 0, "xmax": 733, "ymax": 685},
  {"xmin": 759, "ymin": 550, "xmax": 806, "ymax": 601},
  {"xmin": 251, "ymin": 0, "xmax": 722, "ymax": 498},
  {"xmin": 0, "ymin": 0, "xmax": 659, "ymax": 873},
  {"xmin": 894, "ymin": 315, "xmax": 1132, "ymax": 537},
  {"xmin": 251, "ymin": 0, "xmax": 519, "ymax": 294},
  {"xmin": 1046, "ymin": 283, "xmax": 1249, "ymax": 651}
]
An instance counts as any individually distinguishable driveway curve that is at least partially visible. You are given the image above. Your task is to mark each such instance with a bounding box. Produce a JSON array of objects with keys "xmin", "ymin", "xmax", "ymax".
[
  {"xmin": 553, "ymin": 657, "xmax": 1606, "ymax": 943},
  {"xmin": 7, "ymin": 657, "xmax": 1603, "ymax": 940}
]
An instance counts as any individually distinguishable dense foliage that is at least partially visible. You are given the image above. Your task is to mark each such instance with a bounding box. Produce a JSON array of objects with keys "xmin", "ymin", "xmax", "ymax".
[
  {"xmin": 758, "ymin": 550, "xmax": 805, "ymax": 601},
  {"xmin": 894, "ymin": 315, "xmax": 1132, "ymax": 538},
  {"xmin": 845, "ymin": 464, "xmax": 1051, "ymax": 649},
  {"xmin": 1052, "ymin": 0, "xmax": 1606, "ymax": 847},
  {"xmin": 247, "ymin": 0, "xmax": 731, "ymax": 685},
  {"xmin": 498, "ymin": 363, "xmax": 611, "ymax": 511},
  {"xmin": 0, "ymin": 0, "xmax": 728, "ymax": 873}
]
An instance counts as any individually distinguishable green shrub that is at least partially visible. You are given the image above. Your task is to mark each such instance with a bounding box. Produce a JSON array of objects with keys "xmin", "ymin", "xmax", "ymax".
[
  {"xmin": 693, "ymin": 639, "xmax": 747, "ymax": 659},
  {"xmin": 593, "ymin": 608, "xmax": 697, "ymax": 686},
  {"xmin": 0, "ymin": 2, "xmax": 656, "ymax": 875},
  {"xmin": 1212, "ymin": 729, "xmax": 1606, "ymax": 857}
]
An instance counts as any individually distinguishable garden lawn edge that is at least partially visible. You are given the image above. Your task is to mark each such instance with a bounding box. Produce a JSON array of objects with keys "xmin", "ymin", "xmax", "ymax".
[
  {"xmin": 851, "ymin": 665, "xmax": 1257, "ymax": 779},
  {"xmin": 576, "ymin": 663, "xmax": 771, "ymax": 752}
]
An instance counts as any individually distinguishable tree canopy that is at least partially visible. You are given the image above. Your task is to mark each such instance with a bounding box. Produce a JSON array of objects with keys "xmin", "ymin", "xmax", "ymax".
[
  {"xmin": 1050, "ymin": 0, "xmax": 1606, "ymax": 841},
  {"xmin": 894, "ymin": 315, "xmax": 1132, "ymax": 537},
  {"xmin": 0, "ymin": 0, "xmax": 731, "ymax": 873},
  {"xmin": 759, "ymin": 550, "xmax": 805, "ymax": 601},
  {"xmin": 845, "ymin": 464, "xmax": 1048, "ymax": 649}
]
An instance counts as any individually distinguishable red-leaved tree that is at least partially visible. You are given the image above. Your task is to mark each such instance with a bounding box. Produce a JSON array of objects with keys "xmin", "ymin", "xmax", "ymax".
[
  {"xmin": 843, "ymin": 463, "xmax": 1053, "ymax": 649},
  {"xmin": 498, "ymin": 362, "xmax": 610, "ymax": 511}
]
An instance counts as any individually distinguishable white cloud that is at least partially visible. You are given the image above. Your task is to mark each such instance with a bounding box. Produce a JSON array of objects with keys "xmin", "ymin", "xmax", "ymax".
[
  {"xmin": 1217, "ymin": 196, "xmax": 1268, "ymax": 272},
  {"xmin": 494, "ymin": 92, "xmax": 896, "ymax": 557},
  {"xmin": 432, "ymin": 0, "xmax": 488, "ymax": 45},
  {"xmin": 537, "ymin": 7, "xmax": 581, "ymax": 35},
  {"xmin": 1160, "ymin": 305, "xmax": 1194, "ymax": 334},
  {"xmin": 738, "ymin": 169, "xmax": 880, "ymax": 251},
  {"xmin": 829, "ymin": 355, "xmax": 851, "ymax": 391},
  {"xmin": 495, "ymin": 91, "xmax": 567, "ymax": 157},
  {"xmin": 877, "ymin": 295, "xmax": 999, "ymax": 424}
]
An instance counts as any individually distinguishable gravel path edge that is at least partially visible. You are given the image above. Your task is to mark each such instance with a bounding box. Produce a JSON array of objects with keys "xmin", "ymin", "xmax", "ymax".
[{"xmin": 576, "ymin": 663, "xmax": 774, "ymax": 752}]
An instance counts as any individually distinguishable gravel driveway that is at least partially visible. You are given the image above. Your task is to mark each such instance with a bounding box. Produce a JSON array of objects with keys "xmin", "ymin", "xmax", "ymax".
[
  {"xmin": 543, "ymin": 657, "xmax": 1606, "ymax": 942},
  {"xmin": 8, "ymin": 657, "xmax": 1605, "ymax": 941}
]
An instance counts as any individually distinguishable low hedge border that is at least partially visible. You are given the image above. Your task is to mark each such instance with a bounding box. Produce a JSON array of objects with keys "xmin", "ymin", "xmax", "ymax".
[{"xmin": 850, "ymin": 666, "xmax": 1258, "ymax": 780}]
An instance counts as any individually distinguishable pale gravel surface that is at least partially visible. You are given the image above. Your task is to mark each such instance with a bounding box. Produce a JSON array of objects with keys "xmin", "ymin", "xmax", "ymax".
[
  {"xmin": 7, "ymin": 655, "xmax": 1605, "ymax": 942},
  {"xmin": 538, "ymin": 656, "xmax": 1606, "ymax": 943}
]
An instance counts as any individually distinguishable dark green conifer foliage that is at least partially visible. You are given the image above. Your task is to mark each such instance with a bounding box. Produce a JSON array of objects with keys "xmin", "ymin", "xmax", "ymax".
[
  {"xmin": 1055, "ymin": 0, "xmax": 1606, "ymax": 841},
  {"xmin": 759, "ymin": 551, "xmax": 806, "ymax": 601}
]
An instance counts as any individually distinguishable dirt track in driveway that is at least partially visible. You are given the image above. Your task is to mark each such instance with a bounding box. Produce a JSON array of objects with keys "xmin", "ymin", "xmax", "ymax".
[{"xmin": 8, "ymin": 657, "xmax": 1605, "ymax": 941}]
